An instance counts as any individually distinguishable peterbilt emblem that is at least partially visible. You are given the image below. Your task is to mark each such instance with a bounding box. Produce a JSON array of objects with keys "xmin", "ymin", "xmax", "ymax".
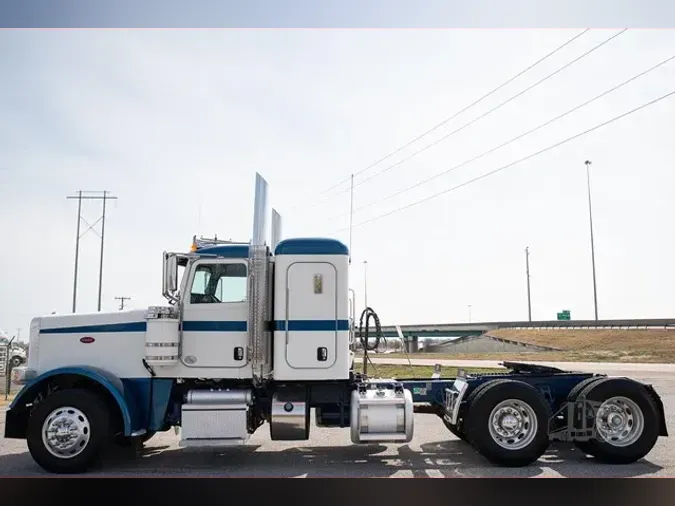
[
  {"xmin": 80, "ymin": 337, "xmax": 95, "ymax": 344},
  {"xmin": 313, "ymin": 274, "xmax": 323, "ymax": 294}
]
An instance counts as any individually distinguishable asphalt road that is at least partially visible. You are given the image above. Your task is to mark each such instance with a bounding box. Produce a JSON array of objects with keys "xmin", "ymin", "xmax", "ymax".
[{"xmin": 1, "ymin": 363, "xmax": 673, "ymax": 478}]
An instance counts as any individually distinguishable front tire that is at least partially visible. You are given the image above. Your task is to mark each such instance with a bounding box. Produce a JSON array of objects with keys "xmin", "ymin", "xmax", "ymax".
[
  {"xmin": 26, "ymin": 388, "xmax": 111, "ymax": 474},
  {"xmin": 10, "ymin": 356, "xmax": 23, "ymax": 368},
  {"xmin": 465, "ymin": 380, "xmax": 552, "ymax": 467}
]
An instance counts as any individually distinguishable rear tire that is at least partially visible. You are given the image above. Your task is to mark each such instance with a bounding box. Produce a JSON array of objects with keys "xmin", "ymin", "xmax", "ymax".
[
  {"xmin": 443, "ymin": 418, "xmax": 466, "ymax": 441},
  {"xmin": 444, "ymin": 379, "xmax": 512, "ymax": 444},
  {"xmin": 461, "ymin": 378, "xmax": 511, "ymax": 445},
  {"xmin": 575, "ymin": 378, "xmax": 660, "ymax": 464},
  {"xmin": 26, "ymin": 388, "xmax": 111, "ymax": 474},
  {"xmin": 465, "ymin": 379, "xmax": 551, "ymax": 467}
]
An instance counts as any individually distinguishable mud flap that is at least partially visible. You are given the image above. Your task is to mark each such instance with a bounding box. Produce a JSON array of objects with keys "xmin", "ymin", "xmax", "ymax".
[{"xmin": 643, "ymin": 383, "xmax": 668, "ymax": 437}]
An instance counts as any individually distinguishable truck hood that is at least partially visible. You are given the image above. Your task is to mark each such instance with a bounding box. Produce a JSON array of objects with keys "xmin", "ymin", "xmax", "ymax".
[{"xmin": 37, "ymin": 308, "xmax": 151, "ymax": 334}]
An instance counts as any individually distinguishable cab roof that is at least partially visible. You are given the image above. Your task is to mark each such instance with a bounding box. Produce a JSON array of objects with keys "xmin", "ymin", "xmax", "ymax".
[{"xmin": 190, "ymin": 237, "xmax": 348, "ymax": 259}]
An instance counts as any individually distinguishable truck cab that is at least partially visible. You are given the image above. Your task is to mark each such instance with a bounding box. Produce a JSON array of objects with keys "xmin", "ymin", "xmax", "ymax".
[{"xmin": 159, "ymin": 235, "xmax": 353, "ymax": 382}]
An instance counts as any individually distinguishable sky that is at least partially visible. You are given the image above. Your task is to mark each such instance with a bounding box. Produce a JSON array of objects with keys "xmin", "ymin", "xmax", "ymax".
[{"xmin": 1, "ymin": 28, "xmax": 674, "ymax": 339}]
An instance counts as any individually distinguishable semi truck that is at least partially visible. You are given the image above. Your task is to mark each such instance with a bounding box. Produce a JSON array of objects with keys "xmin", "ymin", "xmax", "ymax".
[
  {"xmin": 4, "ymin": 173, "xmax": 668, "ymax": 474},
  {"xmin": 0, "ymin": 330, "xmax": 27, "ymax": 369}
]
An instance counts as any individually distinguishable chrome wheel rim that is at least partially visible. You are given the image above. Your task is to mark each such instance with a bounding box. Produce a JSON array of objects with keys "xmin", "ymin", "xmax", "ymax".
[
  {"xmin": 488, "ymin": 399, "xmax": 538, "ymax": 451},
  {"xmin": 595, "ymin": 396, "xmax": 644, "ymax": 447},
  {"xmin": 41, "ymin": 406, "xmax": 91, "ymax": 459}
]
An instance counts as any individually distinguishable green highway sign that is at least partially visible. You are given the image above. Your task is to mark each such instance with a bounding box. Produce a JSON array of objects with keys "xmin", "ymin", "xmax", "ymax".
[{"xmin": 557, "ymin": 310, "xmax": 571, "ymax": 321}]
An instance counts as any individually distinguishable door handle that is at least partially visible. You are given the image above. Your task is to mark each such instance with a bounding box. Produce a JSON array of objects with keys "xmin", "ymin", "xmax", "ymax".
[
  {"xmin": 317, "ymin": 347, "xmax": 328, "ymax": 362},
  {"xmin": 234, "ymin": 347, "xmax": 244, "ymax": 361}
]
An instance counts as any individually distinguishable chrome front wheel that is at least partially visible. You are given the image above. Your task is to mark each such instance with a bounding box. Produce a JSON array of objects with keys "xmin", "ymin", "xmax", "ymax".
[
  {"xmin": 27, "ymin": 388, "xmax": 111, "ymax": 474},
  {"xmin": 41, "ymin": 406, "xmax": 92, "ymax": 459}
]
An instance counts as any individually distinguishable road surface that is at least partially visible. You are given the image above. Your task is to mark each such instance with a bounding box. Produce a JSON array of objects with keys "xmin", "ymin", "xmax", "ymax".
[{"xmin": 0, "ymin": 361, "xmax": 672, "ymax": 477}]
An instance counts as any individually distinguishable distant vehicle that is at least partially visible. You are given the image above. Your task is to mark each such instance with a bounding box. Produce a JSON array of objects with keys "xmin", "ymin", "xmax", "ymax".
[{"xmin": 0, "ymin": 330, "xmax": 27, "ymax": 368}]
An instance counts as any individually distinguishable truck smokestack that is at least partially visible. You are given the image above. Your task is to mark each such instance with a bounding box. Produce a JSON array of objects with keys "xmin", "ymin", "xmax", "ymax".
[
  {"xmin": 252, "ymin": 173, "xmax": 269, "ymax": 246},
  {"xmin": 271, "ymin": 208, "xmax": 282, "ymax": 251}
]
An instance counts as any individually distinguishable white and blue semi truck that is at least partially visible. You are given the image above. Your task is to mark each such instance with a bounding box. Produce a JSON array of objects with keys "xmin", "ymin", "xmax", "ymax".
[{"xmin": 5, "ymin": 173, "xmax": 668, "ymax": 473}]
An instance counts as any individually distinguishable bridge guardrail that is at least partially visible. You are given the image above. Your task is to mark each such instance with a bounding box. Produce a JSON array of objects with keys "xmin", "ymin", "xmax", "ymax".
[{"xmin": 379, "ymin": 318, "xmax": 675, "ymax": 336}]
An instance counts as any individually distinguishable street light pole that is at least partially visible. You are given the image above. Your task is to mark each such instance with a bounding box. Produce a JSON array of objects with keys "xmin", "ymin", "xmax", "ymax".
[
  {"xmin": 468, "ymin": 304, "xmax": 472, "ymax": 323},
  {"xmin": 585, "ymin": 160, "xmax": 599, "ymax": 321},
  {"xmin": 525, "ymin": 247, "xmax": 532, "ymax": 321}
]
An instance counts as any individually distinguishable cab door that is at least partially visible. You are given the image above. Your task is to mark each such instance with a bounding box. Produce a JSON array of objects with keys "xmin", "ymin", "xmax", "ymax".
[
  {"xmin": 285, "ymin": 261, "xmax": 338, "ymax": 369},
  {"xmin": 180, "ymin": 259, "xmax": 249, "ymax": 371}
]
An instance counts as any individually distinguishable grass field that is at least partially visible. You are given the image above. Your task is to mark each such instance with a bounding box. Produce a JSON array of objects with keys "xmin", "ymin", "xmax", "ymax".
[
  {"xmin": 360, "ymin": 328, "xmax": 675, "ymax": 363},
  {"xmin": 352, "ymin": 362, "xmax": 503, "ymax": 378}
]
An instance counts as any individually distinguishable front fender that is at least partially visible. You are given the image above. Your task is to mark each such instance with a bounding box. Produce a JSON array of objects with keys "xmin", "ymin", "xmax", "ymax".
[{"xmin": 7, "ymin": 365, "xmax": 133, "ymax": 436}]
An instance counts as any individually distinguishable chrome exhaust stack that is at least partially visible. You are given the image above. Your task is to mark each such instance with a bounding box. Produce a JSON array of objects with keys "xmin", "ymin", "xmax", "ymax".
[{"xmin": 248, "ymin": 173, "xmax": 272, "ymax": 385}]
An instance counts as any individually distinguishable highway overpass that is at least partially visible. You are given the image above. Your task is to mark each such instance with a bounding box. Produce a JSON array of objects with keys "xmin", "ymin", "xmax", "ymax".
[
  {"xmin": 363, "ymin": 318, "xmax": 675, "ymax": 352},
  {"xmin": 376, "ymin": 318, "xmax": 675, "ymax": 337}
]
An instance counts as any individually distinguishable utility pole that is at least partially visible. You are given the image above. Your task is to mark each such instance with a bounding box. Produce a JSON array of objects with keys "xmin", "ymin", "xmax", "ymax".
[
  {"xmin": 584, "ymin": 160, "xmax": 599, "ymax": 320},
  {"xmin": 363, "ymin": 260, "xmax": 368, "ymax": 309},
  {"xmin": 114, "ymin": 296, "xmax": 131, "ymax": 310},
  {"xmin": 348, "ymin": 174, "xmax": 354, "ymax": 265},
  {"xmin": 525, "ymin": 246, "xmax": 532, "ymax": 321},
  {"xmin": 67, "ymin": 190, "xmax": 117, "ymax": 313},
  {"xmin": 70, "ymin": 191, "xmax": 82, "ymax": 313},
  {"xmin": 468, "ymin": 304, "xmax": 472, "ymax": 323}
]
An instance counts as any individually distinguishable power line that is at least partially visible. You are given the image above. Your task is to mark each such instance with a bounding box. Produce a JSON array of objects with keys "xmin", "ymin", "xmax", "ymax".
[
  {"xmin": 329, "ymin": 51, "xmax": 674, "ymax": 222},
  {"xmin": 289, "ymin": 29, "xmax": 590, "ymax": 211},
  {"xmin": 67, "ymin": 190, "xmax": 117, "ymax": 313},
  {"xmin": 114, "ymin": 296, "xmax": 131, "ymax": 310},
  {"xmin": 334, "ymin": 88, "xmax": 675, "ymax": 233},
  {"xmin": 301, "ymin": 29, "xmax": 626, "ymax": 213},
  {"xmin": 346, "ymin": 29, "xmax": 627, "ymax": 194}
]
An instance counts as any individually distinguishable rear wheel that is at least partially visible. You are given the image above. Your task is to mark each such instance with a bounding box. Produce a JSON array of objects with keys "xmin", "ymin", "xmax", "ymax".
[
  {"xmin": 444, "ymin": 379, "xmax": 511, "ymax": 443},
  {"xmin": 465, "ymin": 380, "xmax": 551, "ymax": 467},
  {"xmin": 26, "ymin": 388, "xmax": 112, "ymax": 474},
  {"xmin": 575, "ymin": 378, "xmax": 660, "ymax": 464}
]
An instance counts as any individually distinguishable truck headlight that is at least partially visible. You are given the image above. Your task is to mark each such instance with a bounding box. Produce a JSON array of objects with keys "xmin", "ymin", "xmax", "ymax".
[{"xmin": 11, "ymin": 366, "xmax": 33, "ymax": 385}]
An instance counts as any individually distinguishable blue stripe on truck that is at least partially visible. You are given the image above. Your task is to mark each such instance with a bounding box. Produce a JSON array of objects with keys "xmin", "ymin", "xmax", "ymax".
[
  {"xmin": 182, "ymin": 320, "xmax": 248, "ymax": 332},
  {"xmin": 40, "ymin": 322, "xmax": 148, "ymax": 334},
  {"xmin": 39, "ymin": 319, "xmax": 350, "ymax": 334},
  {"xmin": 274, "ymin": 319, "xmax": 350, "ymax": 331}
]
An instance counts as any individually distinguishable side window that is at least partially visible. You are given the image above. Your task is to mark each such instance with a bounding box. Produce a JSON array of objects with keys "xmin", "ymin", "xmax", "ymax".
[
  {"xmin": 190, "ymin": 262, "xmax": 247, "ymax": 304},
  {"xmin": 215, "ymin": 264, "xmax": 247, "ymax": 303},
  {"xmin": 191, "ymin": 267, "xmax": 211, "ymax": 295}
]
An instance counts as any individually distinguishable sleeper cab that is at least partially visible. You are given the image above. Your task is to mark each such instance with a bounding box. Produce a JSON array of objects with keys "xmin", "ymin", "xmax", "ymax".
[{"xmin": 272, "ymin": 238, "xmax": 350, "ymax": 381}]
